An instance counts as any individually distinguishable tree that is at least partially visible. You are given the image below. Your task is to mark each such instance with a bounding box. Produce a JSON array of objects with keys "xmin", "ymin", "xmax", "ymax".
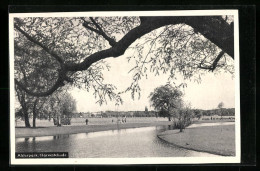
[
  {"xmin": 15, "ymin": 90, "xmax": 48, "ymax": 128},
  {"xmin": 149, "ymin": 84, "xmax": 183, "ymax": 121},
  {"xmin": 48, "ymin": 91, "xmax": 77, "ymax": 126},
  {"xmin": 202, "ymin": 110, "xmax": 208, "ymax": 116},
  {"xmin": 15, "ymin": 83, "xmax": 49, "ymax": 127},
  {"xmin": 15, "ymin": 84, "xmax": 76, "ymax": 127},
  {"xmin": 218, "ymin": 102, "xmax": 224, "ymax": 119},
  {"xmin": 15, "ymin": 85, "xmax": 32, "ymax": 127},
  {"xmin": 174, "ymin": 103, "xmax": 194, "ymax": 132},
  {"xmin": 145, "ymin": 106, "xmax": 148, "ymax": 115},
  {"xmin": 145, "ymin": 106, "xmax": 148, "ymax": 112},
  {"xmin": 13, "ymin": 16, "xmax": 234, "ymax": 104},
  {"xmin": 59, "ymin": 93, "xmax": 77, "ymax": 117},
  {"xmin": 32, "ymin": 97, "xmax": 48, "ymax": 127},
  {"xmin": 193, "ymin": 109, "xmax": 202, "ymax": 119}
]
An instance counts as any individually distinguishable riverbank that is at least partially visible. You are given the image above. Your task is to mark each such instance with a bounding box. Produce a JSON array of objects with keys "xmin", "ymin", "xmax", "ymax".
[
  {"xmin": 157, "ymin": 123, "xmax": 235, "ymax": 156},
  {"xmin": 16, "ymin": 121, "xmax": 172, "ymax": 138}
]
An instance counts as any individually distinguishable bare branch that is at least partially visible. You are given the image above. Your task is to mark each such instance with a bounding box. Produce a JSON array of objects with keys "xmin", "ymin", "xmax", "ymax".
[
  {"xmin": 212, "ymin": 51, "xmax": 225, "ymax": 68},
  {"xmin": 81, "ymin": 17, "xmax": 116, "ymax": 46},
  {"xmin": 198, "ymin": 51, "xmax": 225, "ymax": 71}
]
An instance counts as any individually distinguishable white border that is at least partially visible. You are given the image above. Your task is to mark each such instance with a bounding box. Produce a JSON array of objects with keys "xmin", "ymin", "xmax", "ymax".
[{"xmin": 9, "ymin": 10, "xmax": 240, "ymax": 165}]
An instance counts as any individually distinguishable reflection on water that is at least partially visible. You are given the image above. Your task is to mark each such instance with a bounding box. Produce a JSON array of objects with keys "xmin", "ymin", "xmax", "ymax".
[
  {"xmin": 16, "ymin": 125, "xmax": 220, "ymax": 158},
  {"xmin": 53, "ymin": 134, "xmax": 70, "ymax": 140}
]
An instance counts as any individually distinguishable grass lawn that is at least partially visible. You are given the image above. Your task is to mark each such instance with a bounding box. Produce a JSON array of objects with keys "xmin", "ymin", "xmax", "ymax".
[
  {"xmin": 16, "ymin": 120, "xmax": 172, "ymax": 138},
  {"xmin": 194, "ymin": 119, "xmax": 235, "ymax": 124},
  {"xmin": 15, "ymin": 117, "xmax": 168, "ymax": 127},
  {"xmin": 157, "ymin": 124, "xmax": 235, "ymax": 156}
]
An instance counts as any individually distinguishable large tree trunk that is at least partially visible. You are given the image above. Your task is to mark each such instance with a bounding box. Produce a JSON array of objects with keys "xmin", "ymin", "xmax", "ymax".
[
  {"xmin": 16, "ymin": 86, "xmax": 31, "ymax": 127},
  {"xmin": 167, "ymin": 106, "xmax": 171, "ymax": 121},
  {"xmin": 21, "ymin": 102, "xmax": 31, "ymax": 127},
  {"xmin": 32, "ymin": 99, "xmax": 39, "ymax": 128},
  {"xmin": 23, "ymin": 110, "xmax": 31, "ymax": 128},
  {"xmin": 33, "ymin": 111, "xmax": 36, "ymax": 128},
  {"xmin": 179, "ymin": 119, "xmax": 184, "ymax": 132},
  {"xmin": 48, "ymin": 114, "xmax": 51, "ymax": 121}
]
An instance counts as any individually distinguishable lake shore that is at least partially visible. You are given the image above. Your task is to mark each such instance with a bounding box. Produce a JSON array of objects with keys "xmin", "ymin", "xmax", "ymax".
[
  {"xmin": 157, "ymin": 123, "xmax": 235, "ymax": 156},
  {"xmin": 16, "ymin": 121, "xmax": 172, "ymax": 138}
]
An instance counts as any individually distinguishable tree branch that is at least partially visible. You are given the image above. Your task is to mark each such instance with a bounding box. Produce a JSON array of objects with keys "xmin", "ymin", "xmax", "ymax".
[
  {"xmin": 185, "ymin": 16, "xmax": 234, "ymax": 58},
  {"xmin": 14, "ymin": 24, "xmax": 64, "ymax": 64},
  {"xmin": 81, "ymin": 17, "xmax": 116, "ymax": 46},
  {"xmin": 16, "ymin": 16, "xmax": 234, "ymax": 97},
  {"xmin": 36, "ymin": 98, "xmax": 47, "ymax": 111},
  {"xmin": 15, "ymin": 69, "xmax": 66, "ymax": 97},
  {"xmin": 198, "ymin": 51, "xmax": 225, "ymax": 71},
  {"xmin": 67, "ymin": 17, "xmax": 185, "ymax": 71}
]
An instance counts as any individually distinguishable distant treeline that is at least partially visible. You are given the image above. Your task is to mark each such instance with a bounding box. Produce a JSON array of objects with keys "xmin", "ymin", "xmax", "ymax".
[
  {"xmin": 199, "ymin": 108, "xmax": 235, "ymax": 116},
  {"xmin": 73, "ymin": 108, "xmax": 235, "ymax": 118},
  {"xmin": 103, "ymin": 111, "xmax": 158, "ymax": 117},
  {"xmin": 73, "ymin": 111, "xmax": 158, "ymax": 118}
]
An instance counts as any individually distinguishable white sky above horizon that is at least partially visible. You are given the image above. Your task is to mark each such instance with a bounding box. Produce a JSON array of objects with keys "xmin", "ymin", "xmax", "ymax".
[{"xmin": 70, "ymin": 48, "xmax": 235, "ymax": 113}]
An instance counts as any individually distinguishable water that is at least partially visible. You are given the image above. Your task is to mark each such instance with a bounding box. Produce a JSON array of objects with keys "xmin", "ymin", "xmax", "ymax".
[{"xmin": 16, "ymin": 125, "xmax": 219, "ymax": 158}]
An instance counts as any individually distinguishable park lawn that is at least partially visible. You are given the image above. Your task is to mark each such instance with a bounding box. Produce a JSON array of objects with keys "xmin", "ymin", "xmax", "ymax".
[
  {"xmin": 15, "ymin": 117, "xmax": 168, "ymax": 127},
  {"xmin": 194, "ymin": 120, "xmax": 235, "ymax": 124},
  {"xmin": 16, "ymin": 121, "xmax": 172, "ymax": 138},
  {"xmin": 157, "ymin": 124, "xmax": 235, "ymax": 156}
]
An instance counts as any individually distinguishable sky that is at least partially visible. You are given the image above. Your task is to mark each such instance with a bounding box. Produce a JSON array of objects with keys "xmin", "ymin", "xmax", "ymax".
[{"xmin": 71, "ymin": 48, "xmax": 235, "ymax": 112}]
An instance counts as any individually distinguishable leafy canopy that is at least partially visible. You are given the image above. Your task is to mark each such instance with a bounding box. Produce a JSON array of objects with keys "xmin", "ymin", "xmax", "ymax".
[
  {"xmin": 14, "ymin": 16, "xmax": 234, "ymax": 105},
  {"xmin": 149, "ymin": 84, "xmax": 183, "ymax": 117}
]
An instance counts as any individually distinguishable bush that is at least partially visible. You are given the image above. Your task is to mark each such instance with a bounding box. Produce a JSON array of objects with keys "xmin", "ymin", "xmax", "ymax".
[{"xmin": 173, "ymin": 119, "xmax": 192, "ymax": 130}]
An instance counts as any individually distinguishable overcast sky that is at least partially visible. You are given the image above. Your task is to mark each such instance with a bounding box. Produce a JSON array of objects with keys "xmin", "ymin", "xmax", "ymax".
[{"xmin": 71, "ymin": 48, "xmax": 235, "ymax": 112}]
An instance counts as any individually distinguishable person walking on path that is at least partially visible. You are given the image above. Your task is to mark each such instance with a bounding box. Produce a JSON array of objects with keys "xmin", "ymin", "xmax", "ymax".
[{"xmin": 85, "ymin": 118, "xmax": 89, "ymax": 125}]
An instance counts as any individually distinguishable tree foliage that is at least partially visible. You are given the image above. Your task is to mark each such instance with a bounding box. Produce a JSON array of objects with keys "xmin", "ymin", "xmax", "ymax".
[
  {"xmin": 15, "ymin": 86, "xmax": 76, "ymax": 127},
  {"xmin": 218, "ymin": 102, "xmax": 224, "ymax": 109},
  {"xmin": 149, "ymin": 84, "xmax": 183, "ymax": 120},
  {"xmin": 149, "ymin": 85, "xmax": 195, "ymax": 131},
  {"xmin": 174, "ymin": 105, "xmax": 194, "ymax": 132},
  {"xmin": 56, "ymin": 92, "xmax": 77, "ymax": 117},
  {"xmin": 218, "ymin": 101, "xmax": 225, "ymax": 118},
  {"xmin": 13, "ymin": 16, "xmax": 234, "ymax": 105},
  {"xmin": 15, "ymin": 85, "xmax": 48, "ymax": 127}
]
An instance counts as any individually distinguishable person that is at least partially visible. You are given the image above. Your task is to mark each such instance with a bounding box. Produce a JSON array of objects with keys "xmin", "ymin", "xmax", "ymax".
[
  {"xmin": 85, "ymin": 118, "xmax": 88, "ymax": 125},
  {"xmin": 124, "ymin": 116, "xmax": 127, "ymax": 123}
]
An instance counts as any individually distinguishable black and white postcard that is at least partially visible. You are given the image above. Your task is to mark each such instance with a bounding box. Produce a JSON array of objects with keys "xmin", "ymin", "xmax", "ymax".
[{"xmin": 9, "ymin": 10, "xmax": 240, "ymax": 165}]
